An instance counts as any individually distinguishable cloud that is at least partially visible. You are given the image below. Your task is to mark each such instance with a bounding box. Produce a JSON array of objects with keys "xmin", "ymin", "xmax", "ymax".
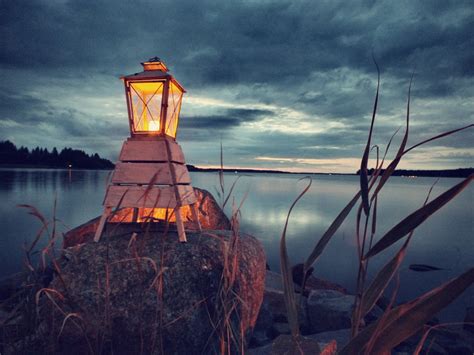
[
  {"xmin": 180, "ymin": 108, "xmax": 272, "ymax": 130},
  {"xmin": 0, "ymin": 0, "xmax": 472, "ymax": 171}
]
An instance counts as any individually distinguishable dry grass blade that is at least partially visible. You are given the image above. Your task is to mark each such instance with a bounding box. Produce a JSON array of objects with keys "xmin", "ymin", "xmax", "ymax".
[
  {"xmin": 365, "ymin": 272, "xmax": 401, "ymax": 354},
  {"xmin": 58, "ymin": 312, "xmax": 84, "ymax": 338},
  {"xmin": 219, "ymin": 140, "xmax": 225, "ymax": 202},
  {"xmin": 360, "ymin": 246, "xmax": 407, "ymax": 319},
  {"xmin": 18, "ymin": 205, "xmax": 51, "ymax": 253},
  {"xmin": 17, "ymin": 204, "xmax": 49, "ymax": 228},
  {"xmin": 413, "ymin": 322, "xmax": 469, "ymax": 355},
  {"xmin": 222, "ymin": 175, "xmax": 246, "ymax": 209},
  {"xmin": 403, "ymin": 123, "xmax": 473, "ymax": 156},
  {"xmin": 280, "ymin": 177, "xmax": 312, "ymax": 337},
  {"xmin": 360, "ymin": 180, "xmax": 437, "ymax": 319},
  {"xmin": 368, "ymin": 267, "xmax": 474, "ymax": 353},
  {"xmin": 320, "ymin": 340, "xmax": 337, "ymax": 355},
  {"xmin": 360, "ymin": 58, "xmax": 380, "ymax": 216},
  {"xmin": 57, "ymin": 313, "xmax": 94, "ymax": 353},
  {"xmin": 35, "ymin": 288, "xmax": 65, "ymax": 318},
  {"xmin": 139, "ymin": 171, "xmax": 160, "ymax": 204},
  {"xmin": 372, "ymin": 73, "xmax": 414, "ymax": 199},
  {"xmin": 365, "ymin": 174, "xmax": 473, "ymax": 259},
  {"xmin": 341, "ymin": 268, "xmax": 474, "ymax": 354},
  {"xmin": 371, "ymin": 123, "xmax": 473, "ymax": 201},
  {"xmin": 304, "ymin": 191, "xmax": 361, "ymax": 271}
]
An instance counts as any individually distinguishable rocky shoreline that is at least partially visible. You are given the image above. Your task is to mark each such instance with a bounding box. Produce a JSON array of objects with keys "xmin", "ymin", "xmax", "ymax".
[
  {"xmin": 0, "ymin": 188, "xmax": 473, "ymax": 354},
  {"xmin": 247, "ymin": 269, "xmax": 474, "ymax": 354},
  {"xmin": 2, "ymin": 263, "xmax": 473, "ymax": 354}
]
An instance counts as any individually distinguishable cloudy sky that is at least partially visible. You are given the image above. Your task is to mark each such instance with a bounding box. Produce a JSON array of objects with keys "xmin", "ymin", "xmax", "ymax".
[{"xmin": 1, "ymin": 0, "xmax": 473, "ymax": 173}]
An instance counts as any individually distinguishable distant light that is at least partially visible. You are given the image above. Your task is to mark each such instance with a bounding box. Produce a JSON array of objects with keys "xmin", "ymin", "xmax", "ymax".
[{"xmin": 68, "ymin": 164, "xmax": 72, "ymax": 168}]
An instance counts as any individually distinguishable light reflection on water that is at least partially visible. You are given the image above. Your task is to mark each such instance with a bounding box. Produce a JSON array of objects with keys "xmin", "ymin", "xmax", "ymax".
[{"xmin": 0, "ymin": 168, "xmax": 472, "ymax": 321}]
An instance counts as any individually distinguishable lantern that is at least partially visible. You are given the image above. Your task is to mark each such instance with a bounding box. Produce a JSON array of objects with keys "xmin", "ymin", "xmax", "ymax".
[
  {"xmin": 94, "ymin": 57, "xmax": 201, "ymax": 243},
  {"xmin": 123, "ymin": 57, "xmax": 184, "ymax": 138}
]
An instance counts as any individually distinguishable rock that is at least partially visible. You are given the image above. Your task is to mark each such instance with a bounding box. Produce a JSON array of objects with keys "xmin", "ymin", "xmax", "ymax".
[
  {"xmin": 291, "ymin": 263, "xmax": 314, "ymax": 287},
  {"xmin": 303, "ymin": 275, "xmax": 348, "ymax": 295},
  {"xmin": 38, "ymin": 229, "xmax": 265, "ymax": 354},
  {"xmin": 260, "ymin": 288, "xmax": 308, "ymax": 328},
  {"xmin": 191, "ymin": 188, "xmax": 231, "ymax": 230},
  {"xmin": 307, "ymin": 289, "xmax": 353, "ymax": 333},
  {"xmin": 291, "ymin": 263, "xmax": 348, "ymax": 295},
  {"xmin": 306, "ymin": 289, "xmax": 382, "ymax": 333},
  {"xmin": 271, "ymin": 334, "xmax": 321, "ymax": 355},
  {"xmin": 63, "ymin": 187, "xmax": 231, "ymax": 248},
  {"xmin": 273, "ymin": 322, "xmax": 291, "ymax": 335},
  {"xmin": 250, "ymin": 276, "xmax": 310, "ymax": 346},
  {"xmin": 250, "ymin": 297, "xmax": 275, "ymax": 347},
  {"xmin": 464, "ymin": 307, "xmax": 474, "ymax": 332},
  {"xmin": 247, "ymin": 342, "xmax": 273, "ymax": 355},
  {"xmin": 248, "ymin": 334, "xmax": 321, "ymax": 355},
  {"xmin": 265, "ymin": 270, "xmax": 284, "ymax": 291},
  {"xmin": 251, "ymin": 270, "xmax": 351, "ymax": 347}
]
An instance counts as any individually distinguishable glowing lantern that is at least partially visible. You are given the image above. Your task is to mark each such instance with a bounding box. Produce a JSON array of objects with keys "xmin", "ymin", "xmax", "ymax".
[
  {"xmin": 94, "ymin": 57, "xmax": 201, "ymax": 243},
  {"xmin": 123, "ymin": 57, "xmax": 184, "ymax": 138}
]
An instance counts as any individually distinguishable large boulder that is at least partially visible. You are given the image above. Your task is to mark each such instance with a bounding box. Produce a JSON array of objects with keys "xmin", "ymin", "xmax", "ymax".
[{"xmin": 37, "ymin": 229, "xmax": 265, "ymax": 354}]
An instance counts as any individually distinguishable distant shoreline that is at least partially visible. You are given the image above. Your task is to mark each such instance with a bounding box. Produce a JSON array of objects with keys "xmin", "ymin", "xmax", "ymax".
[
  {"xmin": 0, "ymin": 164, "xmax": 112, "ymax": 171},
  {"xmin": 188, "ymin": 166, "xmax": 473, "ymax": 178},
  {"xmin": 1, "ymin": 163, "xmax": 472, "ymax": 178}
]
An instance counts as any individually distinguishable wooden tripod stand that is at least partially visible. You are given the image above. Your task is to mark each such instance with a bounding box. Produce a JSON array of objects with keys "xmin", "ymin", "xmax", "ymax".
[{"xmin": 94, "ymin": 136, "xmax": 201, "ymax": 242}]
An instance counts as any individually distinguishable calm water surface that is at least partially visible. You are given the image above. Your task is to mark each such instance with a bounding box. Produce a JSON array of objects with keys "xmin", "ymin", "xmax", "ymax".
[{"xmin": 0, "ymin": 168, "xmax": 472, "ymax": 321}]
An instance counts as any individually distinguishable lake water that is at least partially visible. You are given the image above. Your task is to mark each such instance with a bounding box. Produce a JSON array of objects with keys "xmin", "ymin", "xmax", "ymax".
[{"xmin": 0, "ymin": 168, "xmax": 472, "ymax": 321}]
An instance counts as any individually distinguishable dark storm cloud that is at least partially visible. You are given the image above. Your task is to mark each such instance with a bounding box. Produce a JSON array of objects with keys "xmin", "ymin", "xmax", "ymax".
[
  {"xmin": 180, "ymin": 108, "xmax": 272, "ymax": 129},
  {"xmin": 0, "ymin": 0, "xmax": 473, "ymax": 170},
  {"xmin": 2, "ymin": 1, "xmax": 473, "ymax": 81}
]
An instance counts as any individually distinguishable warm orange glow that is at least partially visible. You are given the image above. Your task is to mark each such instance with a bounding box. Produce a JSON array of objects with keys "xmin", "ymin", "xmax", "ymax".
[
  {"xmin": 137, "ymin": 208, "xmax": 175, "ymax": 222},
  {"xmin": 164, "ymin": 81, "xmax": 183, "ymax": 138},
  {"xmin": 109, "ymin": 206, "xmax": 192, "ymax": 223},
  {"xmin": 129, "ymin": 81, "xmax": 164, "ymax": 133}
]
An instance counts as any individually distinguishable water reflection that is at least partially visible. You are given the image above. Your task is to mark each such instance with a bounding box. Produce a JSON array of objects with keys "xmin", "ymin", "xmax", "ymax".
[{"xmin": 0, "ymin": 169, "xmax": 472, "ymax": 321}]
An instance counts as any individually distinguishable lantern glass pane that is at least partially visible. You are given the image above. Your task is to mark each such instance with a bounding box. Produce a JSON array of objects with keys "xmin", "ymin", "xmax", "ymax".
[
  {"xmin": 129, "ymin": 82, "xmax": 164, "ymax": 133},
  {"xmin": 164, "ymin": 81, "xmax": 183, "ymax": 138}
]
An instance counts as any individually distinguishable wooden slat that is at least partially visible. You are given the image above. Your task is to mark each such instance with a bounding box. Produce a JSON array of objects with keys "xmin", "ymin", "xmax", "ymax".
[
  {"xmin": 112, "ymin": 162, "xmax": 190, "ymax": 185},
  {"xmin": 119, "ymin": 139, "xmax": 185, "ymax": 163},
  {"xmin": 104, "ymin": 185, "xmax": 196, "ymax": 208}
]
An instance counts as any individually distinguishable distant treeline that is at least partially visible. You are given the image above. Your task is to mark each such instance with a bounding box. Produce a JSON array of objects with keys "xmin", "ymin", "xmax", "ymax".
[
  {"xmin": 357, "ymin": 168, "xmax": 473, "ymax": 178},
  {"xmin": 0, "ymin": 140, "xmax": 114, "ymax": 169}
]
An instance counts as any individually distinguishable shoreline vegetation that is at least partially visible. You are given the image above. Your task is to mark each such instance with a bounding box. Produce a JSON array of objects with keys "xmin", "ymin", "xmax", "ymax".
[
  {"xmin": 1, "ymin": 140, "xmax": 472, "ymax": 177},
  {"xmin": 0, "ymin": 140, "xmax": 114, "ymax": 170}
]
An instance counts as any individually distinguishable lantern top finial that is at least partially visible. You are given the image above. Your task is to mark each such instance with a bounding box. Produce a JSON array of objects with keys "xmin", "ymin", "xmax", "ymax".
[{"xmin": 141, "ymin": 57, "xmax": 169, "ymax": 72}]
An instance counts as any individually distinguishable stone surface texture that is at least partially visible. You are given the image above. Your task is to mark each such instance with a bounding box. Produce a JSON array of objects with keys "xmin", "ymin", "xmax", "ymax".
[
  {"xmin": 306, "ymin": 289, "xmax": 382, "ymax": 333},
  {"xmin": 40, "ymin": 229, "xmax": 265, "ymax": 354}
]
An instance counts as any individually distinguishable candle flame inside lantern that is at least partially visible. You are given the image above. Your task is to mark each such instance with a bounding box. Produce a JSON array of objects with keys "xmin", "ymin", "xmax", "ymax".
[{"xmin": 148, "ymin": 120, "xmax": 160, "ymax": 131}]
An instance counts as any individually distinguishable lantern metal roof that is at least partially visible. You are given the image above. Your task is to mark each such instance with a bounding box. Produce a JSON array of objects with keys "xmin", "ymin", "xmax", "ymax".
[{"xmin": 121, "ymin": 57, "xmax": 186, "ymax": 92}]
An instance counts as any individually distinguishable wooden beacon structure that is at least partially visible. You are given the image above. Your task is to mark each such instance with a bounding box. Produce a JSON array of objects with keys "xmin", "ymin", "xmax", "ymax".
[{"xmin": 94, "ymin": 57, "xmax": 201, "ymax": 243}]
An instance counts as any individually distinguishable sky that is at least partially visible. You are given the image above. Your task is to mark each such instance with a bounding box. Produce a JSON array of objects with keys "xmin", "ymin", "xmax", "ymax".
[{"xmin": 1, "ymin": 0, "xmax": 473, "ymax": 173}]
